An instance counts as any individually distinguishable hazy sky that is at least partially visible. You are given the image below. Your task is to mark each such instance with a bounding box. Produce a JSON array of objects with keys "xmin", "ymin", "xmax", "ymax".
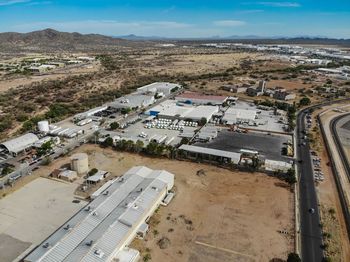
[{"xmin": 0, "ymin": 0, "xmax": 349, "ymax": 38}]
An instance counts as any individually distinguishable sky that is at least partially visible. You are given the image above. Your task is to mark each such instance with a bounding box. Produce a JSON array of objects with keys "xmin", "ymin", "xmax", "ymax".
[{"xmin": 0, "ymin": 0, "xmax": 349, "ymax": 38}]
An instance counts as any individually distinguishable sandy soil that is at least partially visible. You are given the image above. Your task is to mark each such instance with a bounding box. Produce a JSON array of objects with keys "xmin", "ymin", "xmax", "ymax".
[
  {"xmin": 0, "ymin": 62, "xmax": 100, "ymax": 93},
  {"xmin": 314, "ymin": 104, "xmax": 350, "ymax": 260},
  {"xmin": 267, "ymin": 79, "xmax": 312, "ymax": 91},
  {"xmin": 30, "ymin": 144, "xmax": 293, "ymax": 261}
]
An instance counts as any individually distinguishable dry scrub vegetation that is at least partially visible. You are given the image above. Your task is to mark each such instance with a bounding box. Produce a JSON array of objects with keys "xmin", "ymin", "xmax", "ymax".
[{"xmin": 0, "ymin": 47, "xmax": 348, "ymax": 140}]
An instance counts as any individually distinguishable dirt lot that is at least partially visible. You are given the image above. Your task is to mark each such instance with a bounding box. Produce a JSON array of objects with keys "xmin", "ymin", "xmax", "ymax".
[
  {"xmin": 0, "ymin": 62, "xmax": 100, "ymax": 93},
  {"xmin": 0, "ymin": 177, "xmax": 86, "ymax": 262},
  {"xmin": 33, "ymin": 144, "xmax": 293, "ymax": 261},
  {"xmin": 312, "ymin": 104, "xmax": 350, "ymax": 261},
  {"xmin": 266, "ymin": 79, "xmax": 312, "ymax": 91}
]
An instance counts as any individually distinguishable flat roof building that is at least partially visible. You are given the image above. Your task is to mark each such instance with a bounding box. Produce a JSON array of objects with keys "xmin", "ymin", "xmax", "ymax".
[
  {"xmin": 222, "ymin": 108, "xmax": 257, "ymax": 125},
  {"xmin": 0, "ymin": 133, "xmax": 39, "ymax": 156},
  {"xmin": 179, "ymin": 144, "xmax": 241, "ymax": 164},
  {"xmin": 136, "ymin": 82, "xmax": 180, "ymax": 96},
  {"xmin": 146, "ymin": 100, "xmax": 219, "ymax": 122},
  {"xmin": 264, "ymin": 159, "xmax": 293, "ymax": 172},
  {"xmin": 109, "ymin": 94, "xmax": 155, "ymax": 110},
  {"xmin": 175, "ymin": 92, "xmax": 227, "ymax": 105},
  {"xmin": 25, "ymin": 166, "xmax": 174, "ymax": 262}
]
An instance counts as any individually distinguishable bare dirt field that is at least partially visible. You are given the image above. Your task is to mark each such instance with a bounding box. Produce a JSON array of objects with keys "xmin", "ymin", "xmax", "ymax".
[
  {"xmin": 266, "ymin": 79, "xmax": 312, "ymax": 91},
  {"xmin": 33, "ymin": 144, "xmax": 294, "ymax": 261},
  {"xmin": 0, "ymin": 62, "xmax": 100, "ymax": 93},
  {"xmin": 0, "ymin": 177, "xmax": 86, "ymax": 262},
  {"xmin": 314, "ymin": 104, "xmax": 350, "ymax": 260}
]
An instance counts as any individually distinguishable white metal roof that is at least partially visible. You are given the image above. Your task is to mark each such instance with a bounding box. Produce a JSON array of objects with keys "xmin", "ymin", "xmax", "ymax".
[
  {"xmin": 25, "ymin": 166, "xmax": 174, "ymax": 262},
  {"xmin": 87, "ymin": 171, "xmax": 109, "ymax": 183},
  {"xmin": 264, "ymin": 159, "xmax": 292, "ymax": 172},
  {"xmin": 179, "ymin": 145, "xmax": 241, "ymax": 164},
  {"xmin": 223, "ymin": 108, "xmax": 257, "ymax": 123},
  {"xmin": 0, "ymin": 133, "xmax": 39, "ymax": 154},
  {"xmin": 137, "ymin": 82, "xmax": 180, "ymax": 95},
  {"xmin": 146, "ymin": 100, "xmax": 218, "ymax": 120}
]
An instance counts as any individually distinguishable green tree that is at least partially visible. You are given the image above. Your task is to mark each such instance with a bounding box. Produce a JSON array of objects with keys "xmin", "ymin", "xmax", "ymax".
[
  {"xmin": 199, "ymin": 117, "xmax": 207, "ymax": 126},
  {"xmin": 251, "ymin": 156, "xmax": 262, "ymax": 170},
  {"xmin": 42, "ymin": 156, "xmax": 52, "ymax": 166},
  {"xmin": 285, "ymin": 168, "xmax": 297, "ymax": 185},
  {"xmin": 145, "ymin": 141, "xmax": 159, "ymax": 156},
  {"xmin": 1, "ymin": 166, "xmax": 14, "ymax": 176},
  {"xmin": 102, "ymin": 137, "xmax": 114, "ymax": 148},
  {"xmin": 37, "ymin": 140, "xmax": 53, "ymax": 157},
  {"xmin": 134, "ymin": 140, "xmax": 144, "ymax": 153},
  {"xmin": 180, "ymin": 137, "xmax": 190, "ymax": 145},
  {"xmin": 88, "ymin": 168, "xmax": 98, "ymax": 177},
  {"xmin": 110, "ymin": 122, "xmax": 119, "ymax": 130},
  {"xmin": 121, "ymin": 108, "xmax": 131, "ymax": 114},
  {"xmin": 299, "ymin": 97, "xmax": 311, "ymax": 106},
  {"xmin": 287, "ymin": 253, "xmax": 301, "ymax": 262}
]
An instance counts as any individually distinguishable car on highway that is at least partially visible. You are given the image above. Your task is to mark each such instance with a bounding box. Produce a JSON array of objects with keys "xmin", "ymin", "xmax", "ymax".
[{"xmin": 309, "ymin": 208, "xmax": 315, "ymax": 214}]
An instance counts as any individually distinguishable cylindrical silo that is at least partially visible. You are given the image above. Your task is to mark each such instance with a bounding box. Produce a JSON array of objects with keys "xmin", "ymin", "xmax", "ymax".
[
  {"xmin": 70, "ymin": 153, "xmax": 89, "ymax": 175},
  {"xmin": 38, "ymin": 120, "xmax": 50, "ymax": 133}
]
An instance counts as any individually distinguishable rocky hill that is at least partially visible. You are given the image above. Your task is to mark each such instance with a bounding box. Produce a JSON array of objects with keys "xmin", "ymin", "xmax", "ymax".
[{"xmin": 0, "ymin": 28, "xmax": 137, "ymax": 53}]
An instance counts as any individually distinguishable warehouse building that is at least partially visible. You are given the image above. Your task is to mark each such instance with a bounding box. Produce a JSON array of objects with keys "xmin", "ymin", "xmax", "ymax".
[
  {"xmin": 222, "ymin": 108, "xmax": 257, "ymax": 125},
  {"xmin": 264, "ymin": 159, "xmax": 293, "ymax": 172},
  {"xmin": 136, "ymin": 82, "xmax": 180, "ymax": 96},
  {"xmin": 74, "ymin": 106, "xmax": 108, "ymax": 121},
  {"xmin": 175, "ymin": 92, "xmax": 227, "ymax": 105},
  {"xmin": 146, "ymin": 100, "xmax": 219, "ymax": 122},
  {"xmin": 109, "ymin": 94, "xmax": 155, "ymax": 111},
  {"xmin": 179, "ymin": 144, "xmax": 241, "ymax": 164},
  {"xmin": 0, "ymin": 133, "xmax": 39, "ymax": 156},
  {"xmin": 25, "ymin": 166, "xmax": 174, "ymax": 262}
]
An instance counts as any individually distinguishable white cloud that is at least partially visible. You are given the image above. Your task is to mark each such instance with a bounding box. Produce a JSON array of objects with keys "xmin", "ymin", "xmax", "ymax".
[
  {"xmin": 257, "ymin": 2, "xmax": 300, "ymax": 7},
  {"xmin": 213, "ymin": 20, "xmax": 246, "ymax": 27},
  {"xmin": 0, "ymin": 0, "xmax": 30, "ymax": 6}
]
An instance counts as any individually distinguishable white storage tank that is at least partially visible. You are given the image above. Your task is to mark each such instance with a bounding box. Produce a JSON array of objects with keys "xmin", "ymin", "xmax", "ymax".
[
  {"xmin": 38, "ymin": 120, "xmax": 49, "ymax": 133},
  {"xmin": 70, "ymin": 153, "xmax": 89, "ymax": 175}
]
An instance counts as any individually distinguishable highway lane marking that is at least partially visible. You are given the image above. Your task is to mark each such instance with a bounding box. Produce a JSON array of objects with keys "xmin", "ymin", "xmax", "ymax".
[{"xmin": 194, "ymin": 241, "xmax": 256, "ymax": 260}]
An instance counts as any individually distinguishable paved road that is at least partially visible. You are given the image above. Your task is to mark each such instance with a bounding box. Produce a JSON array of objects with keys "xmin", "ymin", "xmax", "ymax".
[{"xmin": 296, "ymin": 109, "xmax": 324, "ymax": 262}]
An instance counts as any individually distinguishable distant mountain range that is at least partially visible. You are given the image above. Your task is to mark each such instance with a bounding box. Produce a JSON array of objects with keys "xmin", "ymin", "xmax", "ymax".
[
  {"xmin": 118, "ymin": 33, "xmax": 350, "ymax": 43},
  {"xmin": 0, "ymin": 28, "xmax": 134, "ymax": 53},
  {"xmin": 0, "ymin": 29, "xmax": 349, "ymax": 53}
]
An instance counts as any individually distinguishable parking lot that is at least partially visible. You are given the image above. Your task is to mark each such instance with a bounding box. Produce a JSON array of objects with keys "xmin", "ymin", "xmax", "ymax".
[
  {"xmin": 195, "ymin": 129, "xmax": 292, "ymax": 162},
  {"xmin": 228, "ymin": 100, "xmax": 288, "ymax": 133},
  {"xmin": 311, "ymin": 151, "xmax": 324, "ymax": 182},
  {"xmin": 105, "ymin": 115, "xmax": 198, "ymax": 146}
]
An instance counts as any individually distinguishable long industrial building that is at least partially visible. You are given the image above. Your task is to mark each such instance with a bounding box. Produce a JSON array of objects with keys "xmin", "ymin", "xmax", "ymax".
[
  {"xmin": 0, "ymin": 133, "xmax": 39, "ymax": 156},
  {"xmin": 136, "ymin": 82, "xmax": 180, "ymax": 96},
  {"xmin": 25, "ymin": 166, "xmax": 174, "ymax": 262},
  {"xmin": 145, "ymin": 100, "xmax": 219, "ymax": 122},
  {"xmin": 175, "ymin": 91, "xmax": 227, "ymax": 105}
]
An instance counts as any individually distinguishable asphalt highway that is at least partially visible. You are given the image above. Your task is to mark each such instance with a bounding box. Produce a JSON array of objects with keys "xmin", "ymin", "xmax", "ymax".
[{"xmin": 296, "ymin": 109, "xmax": 324, "ymax": 262}]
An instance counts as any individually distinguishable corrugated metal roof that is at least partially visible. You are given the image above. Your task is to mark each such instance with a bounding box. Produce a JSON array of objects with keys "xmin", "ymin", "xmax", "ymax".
[
  {"xmin": 176, "ymin": 92, "xmax": 227, "ymax": 102},
  {"xmin": 0, "ymin": 133, "xmax": 39, "ymax": 154},
  {"xmin": 25, "ymin": 166, "xmax": 174, "ymax": 262},
  {"xmin": 179, "ymin": 145, "xmax": 241, "ymax": 164}
]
